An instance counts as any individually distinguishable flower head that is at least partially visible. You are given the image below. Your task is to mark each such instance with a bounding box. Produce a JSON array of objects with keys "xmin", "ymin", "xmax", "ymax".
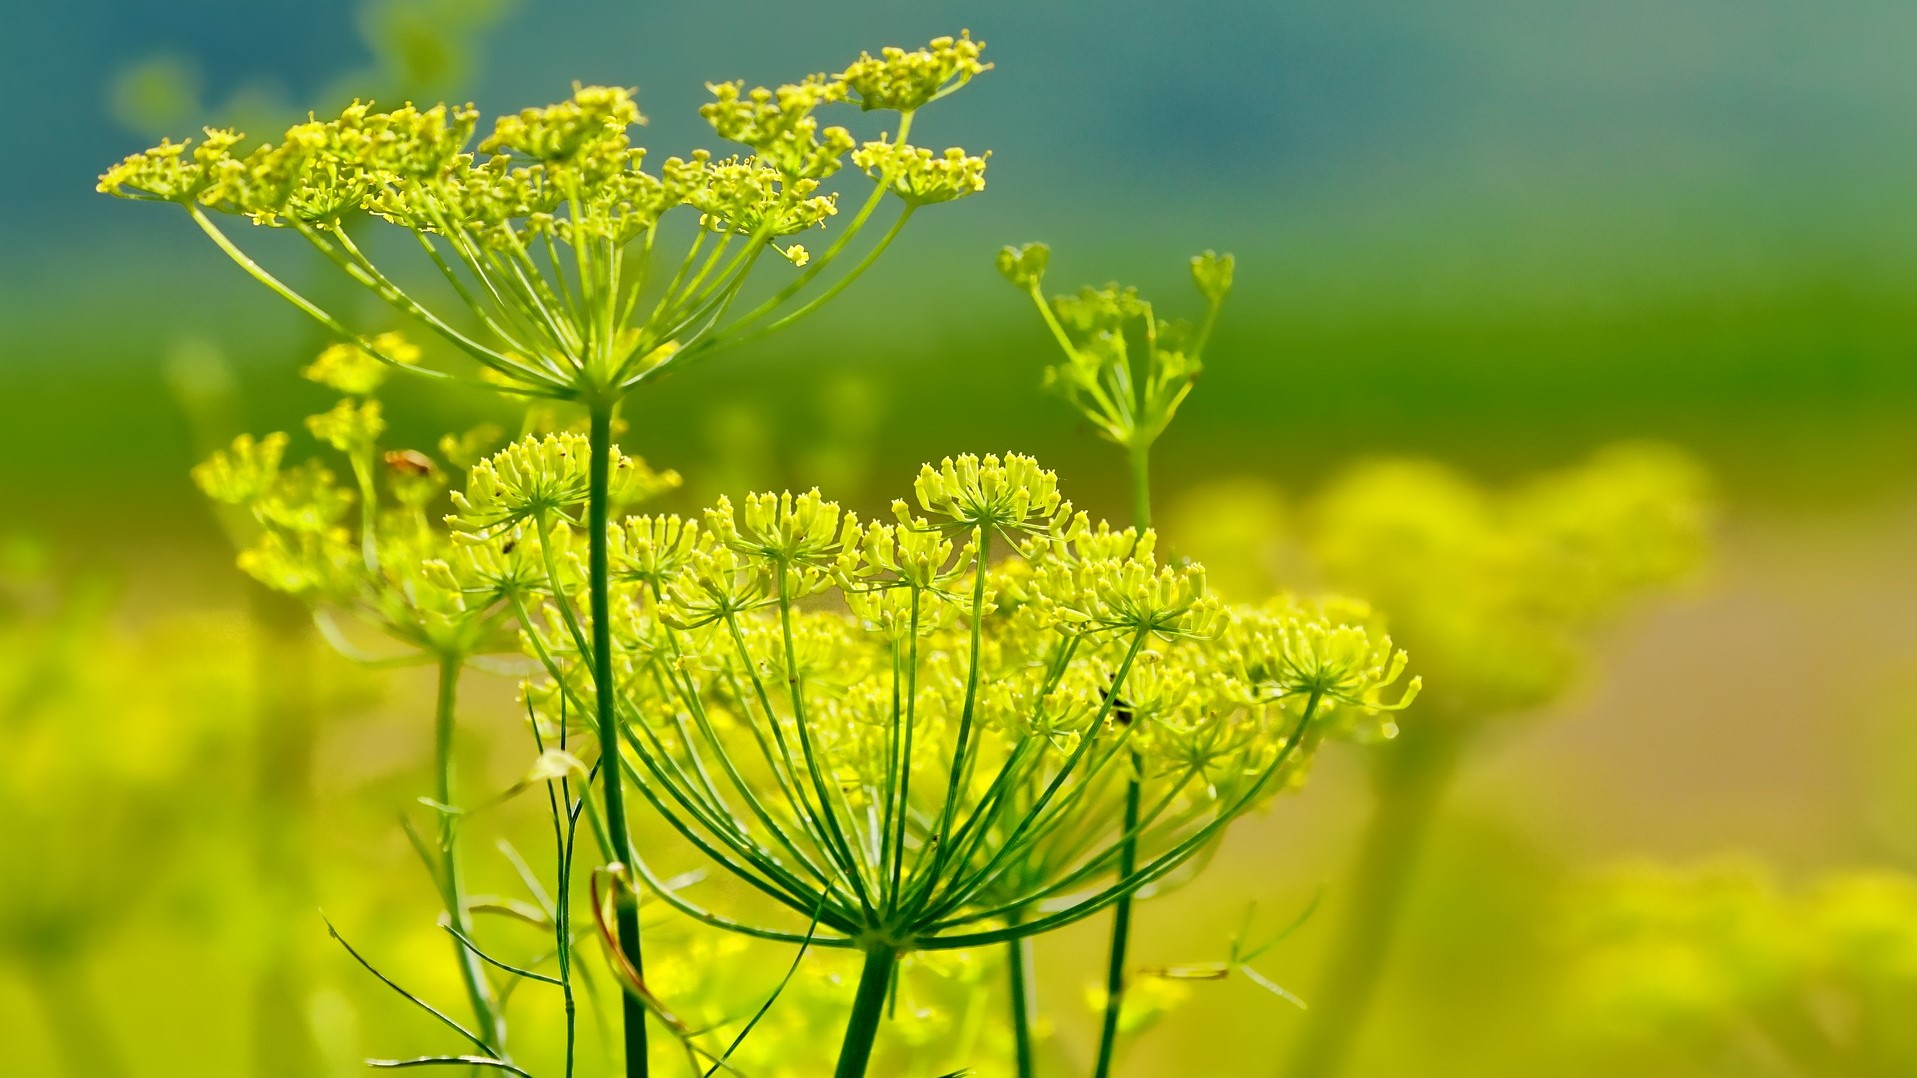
[
  {"xmin": 302, "ymin": 332, "xmax": 421, "ymax": 395},
  {"xmin": 481, "ymin": 84, "xmax": 642, "ymax": 165},
  {"xmin": 702, "ymin": 76, "xmax": 854, "ymax": 180},
  {"xmin": 192, "ymin": 432, "xmax": 289, "ymax": 505},
  {"xmin": 1008, "ymin": 252, "xmax": 1233, "ymax": 451},
  {"xmin": 708, "ymin": 489, "xmax": 857, "ymax": 570},
  {"xmin": 995, "ymin": 243, "xmax": 1049, "ymax": 292},
  {"xmin": 101, "ymin": 37, "xmax": 991, "ymax": 405},
  {"xmin": 450, "ymin": 433, "xmax": 679, "ymax": 533},
  {"xmin": 1229, "ymin": 608, "xmax": 1420, "ymax": 713},
  {"xmin": 912, "ymin": 453, "xmax": 1070, "ymax": 539},
  {"xmin": 853, "ymin": 140, "xmax": 988, "ymax": 205},
  {"xmin": 304, "ymin": 398, "xmax": 385, "ymax": 455},
  {"xmin": 97, "ymin": 128, "xmax": 244, "ymax": 203},
  {"xmin": 511, "ymin": 454, "xmax": 1377, "ymax": 959},
  {"xmin": 838, "ymin": 32, "xmax": 990, "ymax": 112}
]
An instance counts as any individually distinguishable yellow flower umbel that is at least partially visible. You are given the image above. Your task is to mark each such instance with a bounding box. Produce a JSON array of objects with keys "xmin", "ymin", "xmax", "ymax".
[
  {"xmin": 482, "ymin": 451, "xmax": 1413, "ymax": 1072},
  {"xmin": 1305, "ymin": 444, "xmax": 1710, "ymax": 723},
  {"xmin": 99, "ymin": 36, "xmax": 990, "ymax": 406}
]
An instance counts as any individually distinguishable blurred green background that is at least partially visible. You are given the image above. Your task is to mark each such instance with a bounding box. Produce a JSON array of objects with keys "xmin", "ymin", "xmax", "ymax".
[{"xmin": 5, "ymin": 1, "xmax": 1917, "ymax": 1075}]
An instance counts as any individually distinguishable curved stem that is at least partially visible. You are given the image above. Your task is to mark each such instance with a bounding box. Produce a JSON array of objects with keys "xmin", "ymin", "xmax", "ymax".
[
  {"xmin": 721, "ymin": 112, "xmax": 914, "ymax": 337},
  {"xmin": 724, "ymin": 206, "xmax": 916, "ymax": 350},
  {"xmin": 589, "ymin": 400, "xmax": 650, "ymax": 1078},
  {"xmin": 834, "ymin": 947, "xmax": 899, "ymax": 1078},
  {"xmin": 1280, "ymin": 723, "xmax": 1460, "ymax": 1078},
  {"xmin": 186, "ymin": 206, "xmax": 455, "ymax": 385},
  {"xmin": 433, "ymin": 654, "xmax": 506, "ymax": 1053}
]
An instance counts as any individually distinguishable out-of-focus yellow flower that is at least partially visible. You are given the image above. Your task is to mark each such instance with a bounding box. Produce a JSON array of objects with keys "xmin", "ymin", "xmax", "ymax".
[
  {"xmin": 1304, "ymin": 444, "xmax": 1711, "ymax": 723},
  {"xmin": 1569, "ymin": 859, "xmax": 1917, "ymax": 1071}
]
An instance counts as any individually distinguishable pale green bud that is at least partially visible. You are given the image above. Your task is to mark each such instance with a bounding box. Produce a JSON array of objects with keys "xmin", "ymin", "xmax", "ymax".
[
  {"xmin": 995, "ymin": 243, "xmax": 1048, "ymax": 291},
  {"xmin": 1190, "ymin": 250, "xmax": 1235, "ymax": 304}
]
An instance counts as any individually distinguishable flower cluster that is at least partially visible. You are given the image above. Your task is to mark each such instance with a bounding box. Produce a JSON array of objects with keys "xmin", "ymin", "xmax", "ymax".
[
  {"xmin": 838, "ymin": 32, "xmax": 990, "ymax": 112},
  {"xmin": 999, "ymin": 245, "xmax": 1235, "ymax": 451},
  {"xmin": 482, "ymin": 451, "xmax": 1413, "ymax": 954},
  {"xmin": 1302, "ymin": 444, "xmax": 1711, "ymax": 721},
  {"xmin": 854, "ymin": 140, "xmax": 990, "ymax": 205},
  {"xmin": 192, "ymin": 338, "xmax": 679, "ymax": 660},
  {"xmin": 101, "ymin": 34, "xmax": 992, "ymax": 403}
]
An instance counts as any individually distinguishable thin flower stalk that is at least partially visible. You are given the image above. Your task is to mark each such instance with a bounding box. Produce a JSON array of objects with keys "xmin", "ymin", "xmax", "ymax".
[{"xmin": 1001, "ymin": 246, "xmax": 1237, "ymax": 1076}]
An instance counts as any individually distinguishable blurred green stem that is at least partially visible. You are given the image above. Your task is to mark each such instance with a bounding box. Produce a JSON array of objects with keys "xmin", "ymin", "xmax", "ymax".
[
  {"xmin": 1282, "ymin": 721, "xmax": 1462, "ymax": 1078},
  {"xmin": 166, "ymin": 344, "xmax": 328, "ymax": 1076},
  {"xmin": 435, "ymin": 654, "xmax": 506, "ymax": 1052},
  {"xmin": 1091, "ymin": 439, "xmax": 1154, "ymax": 1078},
  {"xmin": 31, "ymin": 959, "xmax": 129, "ymax": 1078},
  {"xmin": 1127, "ymin": 441, "xmax": 1153, "ymax": 532},
  {"xmin": 249, "ymin": 586, "xmax": 323, "ymax": 1077},
  {"xmin": 590, "ymin": 399, "xmax": 649, "ymax": 1078}
]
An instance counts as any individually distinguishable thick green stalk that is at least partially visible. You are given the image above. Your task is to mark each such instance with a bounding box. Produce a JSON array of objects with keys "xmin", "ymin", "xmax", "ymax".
[
  {"xmin": 1090, "ymin": 439, "xmax": 1155, "ymax": 1078},
  {"xmin": 590, "ymin": 400, "xmax": 650, "ymax": 1078},
  {"xmin": 1007, "ymin": 931, "xmax": 1037, "ymax": 1078},
  {"xmin": 834, "ymin": 947, "xmax": 899, "ymax": 1078},
  {"xmin": 1281, "ymin": 723, "xmax": 1460, "ymax": 1078},
  {"xmin": 433, "ymin": 654, "xmax": 505, "ymax": 1051},
  {"xmin": 30, "ymin": 959, "xmax": 129, "ymax": 1078}
]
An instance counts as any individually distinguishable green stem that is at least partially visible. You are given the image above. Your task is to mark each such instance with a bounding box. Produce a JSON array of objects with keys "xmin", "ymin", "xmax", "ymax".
[
  {"xmin": 1007, "ymin": 932, "xmax": 1038, "ymax": 1078},
  {"xmin": 834, "ymin": 947, "xmax": 899, "ymax": 1078},
  {"xmin": 1281, "ymin": 723, "xmax": 1460, "ymax": 1078},
  {"xmin": 30, "ymin": 959, "xmax": 130, "ymax": 1078},
  {"xmin": 1091, "ymin": 750, "xmax": 1143, "ymax": 1078},
  {"xmin": 1091, "ymin": 440, "xmax": 1155, "ymax": 1078},
  {"xmin": 590, "ymin": 399, "xmax": 650, "ymax": 1078},
  {"xmin": 434, "ymin": 654, "xmax": 506, "ymax": 1052},
  {"xmin": 1127, "ymin": 441, "xmax": 1152, "ymax": 533}
]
